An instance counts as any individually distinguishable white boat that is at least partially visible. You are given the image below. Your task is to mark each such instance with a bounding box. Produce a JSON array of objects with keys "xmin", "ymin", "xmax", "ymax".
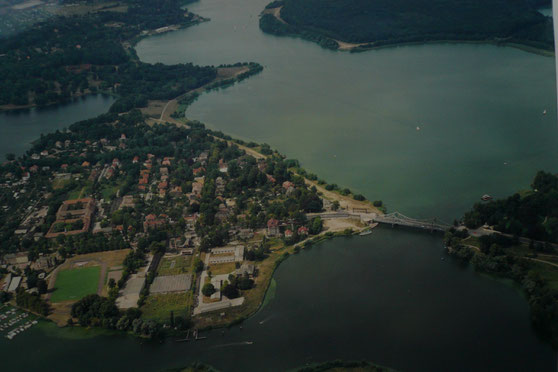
[
  {"xmin": 543, "ymin": 109, "xmax": 547, "ymax": 115},
  {"xmin": 360, "ymin": 222, "xmax": 379, "ymax": 235}
]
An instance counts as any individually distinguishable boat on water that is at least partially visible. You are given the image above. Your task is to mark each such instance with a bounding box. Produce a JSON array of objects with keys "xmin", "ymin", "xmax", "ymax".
[
  {"xmin": 360, "ymin": 222, "xmax": 379, "ymax": 235},
  {"xmin": 543, "ymin": 109, "xmax": 547, "ymax": 115},
  {"xmin": 481, "ymin": 194, "xmax": 492, "ymax": 201}
]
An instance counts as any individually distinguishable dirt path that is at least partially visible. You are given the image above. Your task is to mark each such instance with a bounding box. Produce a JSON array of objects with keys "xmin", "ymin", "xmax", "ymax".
[
  {"xmin": 46, "ymin": 266, "xmax": 61, "ymax": 300},
  {"xmin": 97, "ymin": 262, "xmax": 108, "ymax": 295},
  {"xmin": 524, "ymin": 257, "xmax": 558, "ymax": 268}
]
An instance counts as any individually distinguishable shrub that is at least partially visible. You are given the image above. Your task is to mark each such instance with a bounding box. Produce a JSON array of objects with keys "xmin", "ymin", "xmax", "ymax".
[{"xmin": 202, "ymin": 283, "xmax": 216, "ymax": 297}]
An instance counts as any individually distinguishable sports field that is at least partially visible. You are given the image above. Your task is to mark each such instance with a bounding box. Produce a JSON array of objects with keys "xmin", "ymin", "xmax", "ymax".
[{"xmin": 50, "ymin": 266, "xmax": 100, "ymax": 303}]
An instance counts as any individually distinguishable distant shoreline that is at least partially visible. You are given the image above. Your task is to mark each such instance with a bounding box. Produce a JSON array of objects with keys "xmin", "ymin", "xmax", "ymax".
[{"xmin": 260, "ymin": 5, "xmax": 554, "ymax": 57}]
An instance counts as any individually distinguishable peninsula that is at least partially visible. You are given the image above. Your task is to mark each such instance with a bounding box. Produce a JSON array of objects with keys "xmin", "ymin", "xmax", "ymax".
[
  {"xmin": 0, "ymin": 109, "xmax": 382, "ymax": 335},
  {"xmin": 259, "ymin": 0, "xmax": 554, "ymax": 53},
  {"xmin": 445, "ymin": 170, "xmax": 558, "ymax": 346}
]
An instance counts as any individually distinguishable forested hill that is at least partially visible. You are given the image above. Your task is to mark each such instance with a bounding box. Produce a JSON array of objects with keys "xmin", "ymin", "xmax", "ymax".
[
  {"xmin": 260, "ymin": 0, "xmax": 554, "ymax": 51},
  {"xmin": 0, "ymin": 0, "xmax": 217, "ymax": 111}
]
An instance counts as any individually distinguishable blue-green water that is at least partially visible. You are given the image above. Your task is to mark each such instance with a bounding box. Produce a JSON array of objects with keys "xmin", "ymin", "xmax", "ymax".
[
  {"xmin": 1, "ymin": 228, "xmax": 554, "ymax": 371},
  {"xmin": 0, "ymin": 95, "xmax": 114, "ymax": 158},
  {"xmin": 0, "ymin": 0, "xmax": 557, "ymax": 369},
  {"xmin": 137, "ymin": 0, "xmax": 558, "ymax": 222}
]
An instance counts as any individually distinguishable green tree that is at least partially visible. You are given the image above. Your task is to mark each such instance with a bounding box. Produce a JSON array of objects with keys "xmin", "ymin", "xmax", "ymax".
[{"xmin": 202, "ymin": 283, "xmax": 216, "ymax": 297}]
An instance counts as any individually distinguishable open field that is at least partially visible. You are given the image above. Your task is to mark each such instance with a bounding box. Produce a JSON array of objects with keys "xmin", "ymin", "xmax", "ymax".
[
  {"xmin": 50, "ymin": 266, "xmax": 100, "ymax": 303},
  {"xmin": 47, "ymin": 249, "xmax": 130, "ymax": 313},
  {"xmin": 52, "ymin": 178, "xmax": 71, "ymax": 190},
  {"xmin": 158, "ymin": 255, "xmax": 192, "ymax": 276},
  {"xmin": 67, "ymin": 186, "xmax": 86, "ymax": 200},
  {"xmin": 207, "ymin": 262, "xmax": 236, "ymax": 276},
  {"xmin": 100, "ymin": 183, "xmax": 119, "ymax": 201},
  {"xmin": 68, "ymin": 249, "xmax": 131, "ymax": 268},
  {"xmin": 529, "ymin": 262, "xmax": 558, "ymax": 291},
  {"xmin": 141, "ymin": 292, "xmax": 192, "ymax": 321}
]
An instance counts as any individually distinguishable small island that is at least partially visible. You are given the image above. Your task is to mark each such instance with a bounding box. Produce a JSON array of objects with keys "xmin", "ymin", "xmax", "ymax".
[{"xmin": 259, "ymin": 0, "xmax": 554, "ymax": 53}]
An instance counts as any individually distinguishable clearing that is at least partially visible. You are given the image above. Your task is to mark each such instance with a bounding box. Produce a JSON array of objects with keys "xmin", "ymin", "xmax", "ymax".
[
  {"xmin": 158, "ymin": 255, "xmax": 192, "ymax": 276},
  {"xmin": 50, "ymin": 266, "xmax": 100, "ymax": 303},
  {"xmin": 141, "ymin": 292, "xmax": 192, "ymax": 321}
]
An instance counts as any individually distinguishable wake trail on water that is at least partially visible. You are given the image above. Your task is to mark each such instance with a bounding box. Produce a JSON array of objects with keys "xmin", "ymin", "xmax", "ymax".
[
  {"xmin": 258, "ymin": 315, "xmax": 275, "ymax": 325},
  {"xmin": 209, "ymin": 341, "xmax": 254, "ymax": 349}
]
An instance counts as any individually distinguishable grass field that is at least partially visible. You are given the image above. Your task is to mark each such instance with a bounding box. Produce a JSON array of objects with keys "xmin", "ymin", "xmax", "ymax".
[
  {"xmin": 207, "ymin": 262, "xmax": 236, "ymax": 276},
  {"xmin": 141, "ymin": 292, "xmax": 192, "ymax": 321},
  {"xmin": 100, "ymin": 183, "xmax": 119, "ymax": 201},
  {"xmin": 50, "ymin": 266, "xmax": 100, "ymax": 303},
  {"xmin": 52, "ymin": 178, "xmax": 71, "ymax": 190},
  {"xmin": 158, "ymin": 255, "xmax": 192, "ymax": 276}
]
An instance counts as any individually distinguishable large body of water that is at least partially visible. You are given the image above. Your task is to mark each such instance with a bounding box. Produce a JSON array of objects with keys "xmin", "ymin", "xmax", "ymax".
[
  {"xmin": 0, "ymin": 95, "xmax": 114, "ymax": 158},
  {"xmin": 137, "ymin": 0, "xmax": 558, "ymax": 222},
  {"xmin": 1, "ymin": 228, "xmax": 554, "ymax": 371},
  {"xmin": 0, "ymin": 0, "xmax": 557, "ymax": 369}
]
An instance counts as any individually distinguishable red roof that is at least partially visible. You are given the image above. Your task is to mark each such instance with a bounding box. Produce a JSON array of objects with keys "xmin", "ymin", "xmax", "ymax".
[
  {"xmin": 267, "ymin": 218, "xmax": 279, "ymax": 228},
  {"xmin": 282, "ymin": 181, "xmax": 294, "ymax": 189}
]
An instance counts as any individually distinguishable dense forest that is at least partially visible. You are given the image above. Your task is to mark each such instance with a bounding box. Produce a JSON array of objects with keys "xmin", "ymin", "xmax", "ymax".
[
  {"xmin": 464, "ymin": 171, "xmax": 558, "ymax": 242},
  {"xmin": 261, "ymin": 0, "xmax": 554, "ymax": 50},
  {"xmin": 0, "ymin": 0, "xmax": 216, "ymax": 110}
]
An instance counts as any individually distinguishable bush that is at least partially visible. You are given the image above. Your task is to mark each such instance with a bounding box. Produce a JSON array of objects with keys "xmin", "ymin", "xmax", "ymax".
[
  {"xmin": 353, "ymin": 194, "xmax": 365, "ymax": 201},
  {"xmin": 373, "ymin": 200, "xmax": 383, "ymax": 207},
  {"xmin": 202, "ymin": 283, "xmax": 216, "ymax": 297}
]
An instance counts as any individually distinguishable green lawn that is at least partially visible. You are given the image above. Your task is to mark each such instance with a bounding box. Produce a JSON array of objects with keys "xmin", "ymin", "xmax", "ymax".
[
  {"xmin": 100, "ymin": 184, "xmax": 119, "ymax": 201},
  {"xmin": 67, "ymin": 186, "xmax": 85, "ymax": 200},
  {"xmin": 529, "ymin": 262, "xmax": 558, "ymax": 291},
  {"xmin": 158, "ymin": 256, "xmax": 192, "ymax": 276},
  {"xmin": 141, "ymin": 292, "xmax": 192, "ymax": 321},
  {"xmin": 50, "ymin": 266, "xmax": 100, "ymax": 303}
]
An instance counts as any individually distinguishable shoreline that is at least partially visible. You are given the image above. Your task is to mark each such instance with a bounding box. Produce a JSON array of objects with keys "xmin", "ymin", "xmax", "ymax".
[
  {"xmin": 4, "ymin": 0, "xmax": 554, "ymax": 350},
  {"xmin": 261, "ymin": 6, "xmax": 554, "ymax": 57}
]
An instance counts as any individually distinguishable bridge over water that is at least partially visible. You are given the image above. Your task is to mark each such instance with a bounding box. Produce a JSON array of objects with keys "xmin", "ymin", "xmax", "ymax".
[
  {"xmin": 371, "ymin": 211, "xmax": 451, "ymax": 232},
  {"xmin": 308, "ymin": 210, "xmax": 451, "ymax": 232}
]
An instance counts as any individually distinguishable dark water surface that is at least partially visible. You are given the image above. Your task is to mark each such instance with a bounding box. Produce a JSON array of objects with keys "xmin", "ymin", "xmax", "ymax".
[
  {"xmin": 0, "ymin": 0, "xmax": 556, "ymax": 369},
  {"xmin": 137, "ymin": 0, "xmax": 558, "ymax": 221},
  {"xmin": 0, "ymin": 95, "xmax": 114, "ymax": 158},
  {"xmin": 1, "ymin": 228, "xmax": 554, "ymax": 371}
]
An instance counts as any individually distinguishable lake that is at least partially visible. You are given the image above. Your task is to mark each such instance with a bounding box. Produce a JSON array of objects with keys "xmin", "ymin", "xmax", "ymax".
[
  {"xmin": 0, "ymin": 228, "xmax": 554, "ymax": 371},
  {"xmin": 0, "ymin": 95, "xmax": 114, "ymax": 158},
  {"xmin": 137, "ymin": 0, "xmax": 558, "ymax": 222},
  {"xmin": 1, "ymin": 0, "xmax": 557, "ymax": 369}
]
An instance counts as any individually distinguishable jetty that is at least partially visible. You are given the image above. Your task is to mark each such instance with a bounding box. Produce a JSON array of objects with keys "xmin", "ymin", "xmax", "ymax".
[{"xmin": 0, "ymin": 306, "xmax": 38, "ymax": 340}]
